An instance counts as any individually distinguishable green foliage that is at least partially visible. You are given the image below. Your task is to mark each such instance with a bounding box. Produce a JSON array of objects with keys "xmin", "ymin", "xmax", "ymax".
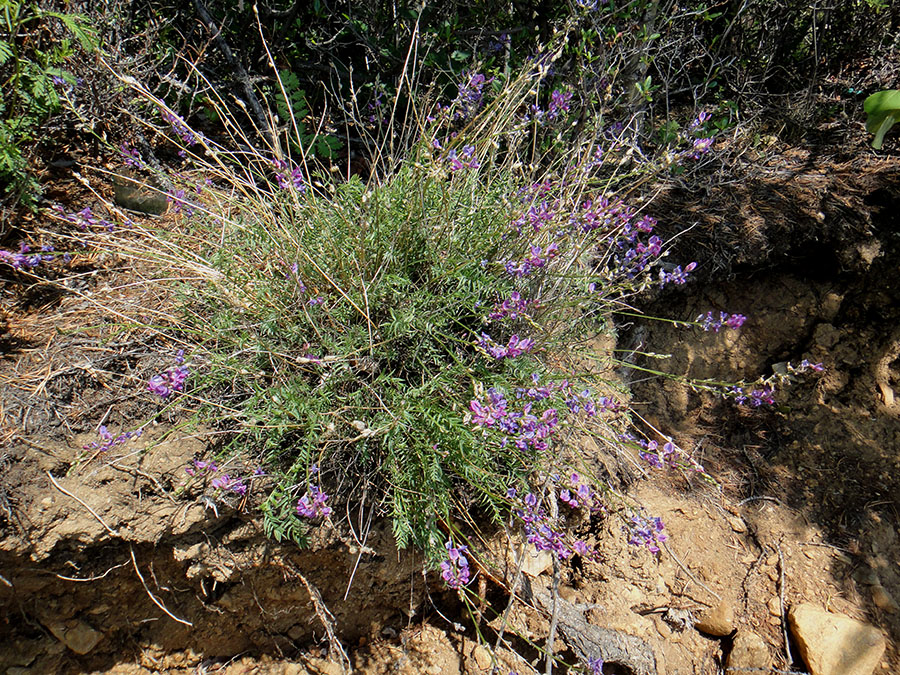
[
  {"xmin": 186, "ymin": 160, "xmax": 540, "ymax": 555},
  {"xmin": 0, "ymin": 0, "xmax": 96, "ymax": 208},
  {"xmin": 272, "ymin": 68, "xmax": 341, "ymax": 159},
  {"xmin": 864, "ymin": 90, "xmax": 900, "ymax": 150}
]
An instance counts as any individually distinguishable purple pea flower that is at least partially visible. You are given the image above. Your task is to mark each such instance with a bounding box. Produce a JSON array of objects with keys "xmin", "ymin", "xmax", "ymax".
[{"xmin": 296, "ymin": 485, "xmax": 332, "ymax": 518}]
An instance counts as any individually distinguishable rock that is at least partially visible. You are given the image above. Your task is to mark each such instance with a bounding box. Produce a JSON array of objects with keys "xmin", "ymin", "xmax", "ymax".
[
  {"xmin": 788, "ymin": 603, "xmax": 886, "ymax": 675},
  {"xmin": 727, "ymin": 516, "xmax": 747, "ymax": 533},
  {"xmin": 695, "ymin": 599, "xmax": 734, "ymax": 636},
  {"xmin": 46, "ymin": 620, "xmax": 102, "ymax": 655},
  {"xmin": 112, "ymin": 170, "xmax": 168, "ymax": 215},
  {"xmin": 871, "ymin": 584, "xmax": 899, "ymax": 613},
  {"xmin": 767, "ymin": 596, "xmax": 782, "ymax": 617},
  {"xmin": 469, "ymin": 644, "xmax": 492, "ymax": 670},
  {"xmin": 726, "ymin": 630, "xmax": 771, "ymax": 671}
]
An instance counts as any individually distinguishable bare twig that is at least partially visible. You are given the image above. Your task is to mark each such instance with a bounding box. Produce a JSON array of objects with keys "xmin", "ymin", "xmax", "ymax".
[
  {"xmin": 776, "ymin": 542, "xmax": 793, "ymax": 666},
  {"xmin": 546, "ymin": 492, "xmax": 561, "ymax": 675},
  {"xmin": 46, "ymin": 471, "xmax": 120, "ymax": 537},
  {"xmin": 281, "ymin": 562, "xmax": 351, "ymax": 673},
  {"xmin": 662, "ymin": 540, "xmax": 721, "ymax": 603},
  {"xmin": 55, "ymin": 561, "xmax": 130, "ymax": 582},
  {"xmin": 129, "ymin": 546, "xmax": 193, "ymax": 627}
]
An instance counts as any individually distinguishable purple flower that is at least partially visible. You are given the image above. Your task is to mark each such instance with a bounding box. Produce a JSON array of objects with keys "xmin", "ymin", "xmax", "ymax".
[
  {"xmin": 547, "ymin": 90, "xmax": 573, "ymax": 120},
  {"xmin": 696, "ymin": 311, "xmax": 747, "ymax": 332},
  {"xmin": 120, "ymin": 143, "xmax": 143, "ymax": 168},
  {"xmin": 296, "ymin": 485, "xmax": 332, "ymax": 518},
  {"xmin": 795, "ymin": 359, "xmax": 825, "ymax": 373},
  {"xmin": 211, "ymin": 473, "xmax": 248, "ymax": 495},
  {"xmin": 167, "ymin": 189, "xmax": 195, "ymax": 217},
  {"xmin": 658, "ymin": 262, "xmax": 697, "ymax": 287},
  {"xmin": 83, "ymin": 425, "xmax": 143, "ymax": 453},
  {"xmin": 477, "ymin": 333, "xmax": 536, "ymax": 360},
  {"xmin": 148, "ymin": 354, "xmax": 190, "ymax": 398},
  {"xmin": 689, "ymin": 137, "xmax": 714, "ymax": 159},
  {"xmin": 625, "ymin": 512, "xmax": 667, "ymax": 554},
  {"xmin": 690, "ymin": 111, "xmax": 711, "ymax": 129},
  {"xmin": 452, "ymin": 72, "xmax": 493, "ymax": 120},
  {"xmin": 440, "ymin": 540, "xmax": 472, "ymax": 589},
  {"xmin": 749, "ymin": 386, "xmax": 775, "ymax": 407},
  {"xmin": 488, "ymin": 291, "xmax": 538, "ymax": 322},
  {"xmin": 162, "ymin": 111, "xmax": 201, "ymax": 146}
]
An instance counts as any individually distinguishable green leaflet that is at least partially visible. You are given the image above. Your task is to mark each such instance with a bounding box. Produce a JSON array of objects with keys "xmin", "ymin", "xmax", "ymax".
[{"xmin": 864, "ymin": 90, "xmax": 900, "ymax": 150}]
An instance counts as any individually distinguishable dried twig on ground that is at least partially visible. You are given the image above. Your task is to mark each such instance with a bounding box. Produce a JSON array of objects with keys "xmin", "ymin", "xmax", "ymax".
[
  {"xmin": 129, "ymin": 545, "xmax": 193, "ymax": 626},
  {"xmin": 278, "ymin": 560, "xmax": 352, "ymax": 674},
  {"xmin": 46, "ymin": 471, "xmax": 120, "ymax": 536}
]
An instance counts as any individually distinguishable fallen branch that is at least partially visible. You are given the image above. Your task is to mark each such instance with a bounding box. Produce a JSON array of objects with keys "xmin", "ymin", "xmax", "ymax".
[{"xmin": 519, "ymin": 576, "xmax": 657, "ymax": 675}]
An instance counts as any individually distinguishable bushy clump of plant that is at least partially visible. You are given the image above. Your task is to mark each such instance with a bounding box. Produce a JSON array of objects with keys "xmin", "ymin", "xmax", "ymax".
[{"xmin": 93, "ymin": 44, "xmax": 725, "ymax": 564}]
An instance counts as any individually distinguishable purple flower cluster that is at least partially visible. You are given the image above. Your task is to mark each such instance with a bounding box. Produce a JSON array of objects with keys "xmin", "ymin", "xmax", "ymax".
[
  {"xmin": 296, "ymin": 485, "xmax": 332, "ymax": 518},
  {"xmin": 512, "ymin": 198, "xmax": 557, "ymax": 234},
  {"xmin": 83, "ymin": 425, "xmax": 143, "ymax": 453},
  {"xmin": 557, "ymin": 195, "xmax": 674, "ymax": 284},
  {"xmin": 503, "ymin": 243, "xmax": 558, "ymax": 277},
  {"xmin": 793, "ymin": 359, "xmax": 825, "ymax": 373},
  {"xmin": 163, "ymin": 110, "xmax": 200, "ymax": 146},
  {"xmin": 487, "ymin": 32, "xmax": 510, "ymax": 53},
  {"xmin": 468, "ymin": 387, "xmax": 559, "ymax": 452},
  {"xmin": 529, "ymin": 90, "xmax": 574, "ymax": 123},
  {"xmin": 52, "ymin": 204, "xmax": 116, "ymax": 233},
  {"xmin": 697, "ymin": 311, "xmax": 746, "ymax": 332},
  {"xmin": 728, "ymin": 385, "xmax": 775, "ymax": 407},
  {"xmin": 120, "ymin": 143, "xmax": 143, "ymax": 168},
  {"xmin": 211, "ymin": 473, "xmax": 248, "ymax": 496},
  {"xmin": 440, "ymin": 540, "xmax": 472, "ymax": 589},
  {"xmin": 689, "ymin": 137, "xmax": 714, "ymax": 159},
  {"xmin": 452, "ymin": 72, "xmax": 493, "ymax": 120},
  {"xmin": 488, "ymin": 291, "xmax": 538, "ymax": 322},
  {"xmin": 548, "ymin": 90, "xmax": 573, "ymax": 120},
  {"xmin": 446, "ymin": 145, "xmax": 479, "ymax": 171},
  {"xmin": 167, "ymin": 189, "xmax": 196, "ymax": 217},
  {"xmin": 587, "ymin": 656, "xmax": 605, "ymax": 674},
  {"xmin": 185, "ymin": 459, "xmax": 253, "ymax": 496},
  {"xmin": 690, "ymin": 111, "xmax": 712, "ymax": 129},
  {"xmin": 0, "ymin": 243, "xmax": 60, "ymax": 270},
  {"xmin": 366, "ymin": 90, "xmax": 385, "ymax": 125},
  {"xmin": 510, "ymin": 485, "xmax": 598, "ymax": 560},
  {"xmin": 557, "ymin": 472, "xmax": 602, "ymax": 511},
  {"xmin": 658, "ymin": 262, "xmax": 697, "ymax": 286},
  {"xmin": 185, "ymin": 458, "xmax": 218, "ymax": 475},
  {"xmin": 477, "ymin": 333, "xmax": 535, "ymax": 359},
  {"xmin": 635, "ymin": 438, "xmax": 706, "ymax": 474},
  {"xmin": 148, "ymin": 350, "xmax": 190, "ymax": 398},
  {"xmin": 625, "ymin": 512, "xmax": 667, "ymax": 554},
  {"xmin": 272, "ymin": 159, "xmax": 307, "ymax": 191}
]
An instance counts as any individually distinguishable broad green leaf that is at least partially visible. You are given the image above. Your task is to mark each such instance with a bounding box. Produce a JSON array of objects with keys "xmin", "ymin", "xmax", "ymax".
[{"xmin": 864, "ymin": 89, "xmax": 900, "ymax": 149}]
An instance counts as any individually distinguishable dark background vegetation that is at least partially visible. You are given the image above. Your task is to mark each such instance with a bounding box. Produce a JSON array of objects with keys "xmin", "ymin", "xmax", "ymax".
[{"xmin": 2, "ymin": 0, "xmax": 898, "ymax": 223}]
